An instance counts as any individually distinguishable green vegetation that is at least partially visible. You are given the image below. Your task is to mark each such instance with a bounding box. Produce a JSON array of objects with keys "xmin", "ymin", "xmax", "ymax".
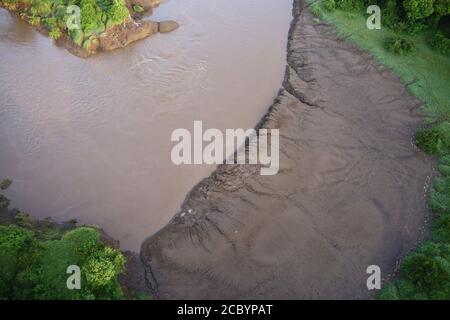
[
  {"xmin": 384, "ymin": 35, "xmax": 415, "ymax": 55},
  {"xmin": 309, "ymin": 0, "xmax": 450, "ymax": 300},
  {"xmin": 0, "ymin": 0, "xmax": 130, "ymax": 48},
  {"xmin": 132, "ymin": 4, "xmax": 143, "ymax": 13},
  {"xmin": 0, "ymin": 179, "xmax": 126, "ymax": 299},
  {"xmin": 429, "ymin": 32, "xmax": 450, "ymax": 55},
  {"xmin": 0, "ymin": 178, "xmax": 12, "ymax": 191}
]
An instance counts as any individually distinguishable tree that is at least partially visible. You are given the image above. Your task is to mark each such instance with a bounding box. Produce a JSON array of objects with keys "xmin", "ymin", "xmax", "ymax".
[{"xmin": 403, "ymin": 0, "xmax": 436, "ymax": 21}]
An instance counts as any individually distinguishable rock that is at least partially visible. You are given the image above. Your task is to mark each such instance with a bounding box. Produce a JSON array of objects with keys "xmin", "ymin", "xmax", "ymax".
[
  {"xmin": 98, "ymin": 20, "xmax": 158, "ymax": 52},
  {"xmin": 149, "ymin": 0, "xmax": 162, "ymax": 6},
  {"xmin": 158, "ymin": 20, "xmax": 179, "ymax": 33}
]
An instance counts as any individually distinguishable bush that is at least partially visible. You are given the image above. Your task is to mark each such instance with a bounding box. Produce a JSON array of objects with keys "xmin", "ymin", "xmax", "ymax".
[
  {"xmin": 403, "ymin": 0, "xmax": 435, "ymax": 21},
  {"xmin": 106, "ymin": 0, "xmax": 129, "ymax": 27},
  {"xmin": 378, "ymin": 283, "xmax": 399, "ymax": 300},
  {"xmin": 421, "ymin": 103, "xmax": 450, "ymax": 123},
  {"xmin": 399, "ymin": 243, "xmax": 450, "ymax": 299},
  {"xmin": 132, "ymin": 4, "xmax": 144, "ymax": 13},
  {"xmin": 69, "ymin": 29, "xmax": 85, "ymax": 46},
  {"xmin": 30, "ymin": 0, "xmax": 53, "ymax": 17},
  {"xmin": 335, "ymin": 0, "xmax": 364, "ymax": 11},
  {"xmin": 415, "ymin": 123, "xmax": 450, "ymax": 155},
  {"xmin": 434, "ymin": 0, "xmax": 450, "ymax": 17},
  {"xmin": 79, "ymin": 0, "xmax": 105, "ymax": 36},
  {"xmin": 83, "ymin": 247, "xmax": 125, "ymax": 287},
  {"xmin": 0, "ymin": 178, "xmax": 12, "ymax": 191},
  {"xmin": 0, "ymin": 225, "xmax": 35, "ymax": 298},
  {"xmin": 384, "ymin": 36, "xmax": 416, "ymax": 55},
  {"xmin": 0, "ymin": 224, "xmax": 126, "ymax": 300},
  {"xmin": 310, "ymin": 1, "xmax": 323, "ymax": 19},
  {"xmin": 324, "ymin": 0, "xmax": 336, "ymax": 11},
  {"xmin": 434, "ymin": 175, "xmax": 450, "ymax": 194},
  {"xmin": 429, "ymin": 32, "xmax": 450, "ymax": 55},
  {"xmin": 28, "ymin": 15, "xmax": 41, "ymax": 26},
  {"xmin": 49, "ymin": 27, "xmax": 62, "ymax": 40},
  {"xmin": 429, "ymin": 189, "xmax": 450, "ymax": 214},
  {"xmin": 415, "ymin": 128, "xmax": 441, "ymax": 154},
  {"xmin": 381, "ymin": 0, "xmax": 401, "ymax": 29},
  {"xmin": 432, "ymin": 215, "xmax": 450, "ymax": 243}
]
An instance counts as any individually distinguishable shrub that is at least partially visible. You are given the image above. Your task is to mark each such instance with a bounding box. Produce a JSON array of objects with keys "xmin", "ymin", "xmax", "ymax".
[
  {"xmin": 434, "ymin": 175, "xmax": 450, "ymax": 194},
  {"xmin": 0, "ymin": 225, "xmax": 35, "ymax": 298},
  {"xmin": 324, "ymin": 0, "xmax": 336, "ymax": 11},
  {"xmin": 403, "ymin": 0, "xmax": 435, "ymax": 21},
  {"xmin": 381, "ymin": 0, "xmax": 401, "ymax": 29},
  {"xmin": 30, "ymin": 0, "xmax": 53, "ymax": 17},
  {"xmin": 335, "ymin": 0, "xmax": 364, "ymax": 11},
  {"xmin": 28, "ymin": 15, "xmax": 41, "ymax": 26},
  {"xmin": 96, "ymin": 0, "xmax": 114, "ymax": 11},
  {"xmin": 429, "ymin": 189, "xmax": 450, "ymax": 214},
  {"xmin": 0, "ymin": 178, "xmax": 12, "ymax": 191},
  {"xmin": 384, "ymin": 36, "xmax": 416, "ymax": 55},
  {"xmin": 43, "ymin": 16, "xmax": 58, "ymax": 30},
  {"xmin": 83, "ymin": 247, "xmax": 125, "ymax": 288},
  {"xmin": 49, "ymin": 27, "xmax": 62, "ymax": 40},
  {"xmin": 106, "ymin": 0, "xmax": 129, "ymax": 27},
  {"xmin": 415, "ymin": 123, "xmax": 450, "ymax": 155},
  {"xmin": 0, "ymin": 224, "xmax": 126, "ymax": 300},
  {"xmin": 310, "ymin": 1, "xmax": 323, "ymax": 18},
  {"xmin": 434, "ymin": 0, "xmax": 450, "ymax": 17},
  {"xmin": 439, "ymin": 164, "xmax": 450, "ymax": 176},
  {"xmin": 69, "ymin": 29, "xmax": 84, "ymax": 46},
  {"xmin": 416, "ymin": 128, "xmax": 441, "ymax": 154},
  {"xmin": 400, "ymin": 243, "xmax": 450, "ymax": 299},
  {"xmin": 378, "ymin": 283, "xmax": 399, "ymax": 300},
  {"xmin": 432, "ymin": 215, "xmax": 450, "ymax": 243},
  {"xmin": 429, "ymin": 32, "xmax": 450, "ymax": 55},
  {"xmin": 0, "ymin": 194, "xmax": 10, "ymax": 208},
  {"xmin": 421, "ymin": 103, "xmax": 450, "ymax": 123},
  {"xmin": 79, "ymin": 0, "xmax": 105, "ymax": 36}
]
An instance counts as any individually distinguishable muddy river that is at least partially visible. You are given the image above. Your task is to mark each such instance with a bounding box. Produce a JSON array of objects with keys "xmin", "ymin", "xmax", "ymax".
[{"xmin": 0, "ymin": 0, "xmax": 292, "ymax": 250}]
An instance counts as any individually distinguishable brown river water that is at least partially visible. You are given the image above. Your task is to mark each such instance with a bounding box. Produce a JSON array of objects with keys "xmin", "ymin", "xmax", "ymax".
[{"xmin": 0, "ymin": 0, "xmax": 292, "ymax": 250}]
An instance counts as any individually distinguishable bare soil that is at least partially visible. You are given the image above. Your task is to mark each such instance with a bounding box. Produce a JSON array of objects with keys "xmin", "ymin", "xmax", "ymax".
[{"xmin": 140, "ymin": 0, "xmax": 433, "ymax": 299}]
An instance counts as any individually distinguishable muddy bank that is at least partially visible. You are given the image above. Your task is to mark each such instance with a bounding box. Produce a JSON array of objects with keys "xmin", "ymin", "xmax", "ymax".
[{"xmin": 140, "ymin": 0, "xmax": 433, "ymax": 299}]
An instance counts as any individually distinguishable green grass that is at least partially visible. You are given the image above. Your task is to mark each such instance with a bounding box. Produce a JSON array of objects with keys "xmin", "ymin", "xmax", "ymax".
[
  {"xmin": 309, "ymin": 0, "xmax": 450, "ymax": 300},
  {"xmin": 309, "ymin": 1, "xmax": 450, "ymax": 112}
]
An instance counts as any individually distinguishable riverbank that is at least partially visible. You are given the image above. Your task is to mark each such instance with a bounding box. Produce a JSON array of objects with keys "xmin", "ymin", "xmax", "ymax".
[
  {"xmin": 307, "ymin": 0, "xmax": 450, "ymax": 300},
  {"xmin": 0, "ymin": 0, "xmax": 178, "ymax": 58},
  {"xmin": 140, "ymin": 0, "xmax": 433, "ymax": 299},
  {"xmin": 0, "ymin": 181, "xmax": 150, "ymax": 299}
]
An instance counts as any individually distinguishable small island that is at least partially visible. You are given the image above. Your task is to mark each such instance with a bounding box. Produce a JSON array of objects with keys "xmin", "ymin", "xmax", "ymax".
[{"xmin": 0, "ymin": 0, "xmax": 179, "ymax": 57}]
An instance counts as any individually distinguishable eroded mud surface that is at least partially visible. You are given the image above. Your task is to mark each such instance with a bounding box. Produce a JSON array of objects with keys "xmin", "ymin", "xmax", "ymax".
[{"xmin": 141, "ymin": 0, "xmax": 433, "ymax": 299}]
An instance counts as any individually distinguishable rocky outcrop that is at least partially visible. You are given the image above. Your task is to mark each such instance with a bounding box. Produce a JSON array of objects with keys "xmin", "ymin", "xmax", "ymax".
[
  {"xmin": 99, "ymin": 20, "xmax": 158, "ymax": 52},
  {"xmin": 158, "ymin": 20, "xmax": 179, "ymax": 33},
  {"xmin": 140, "ymin": 0, "xmax": 432, "ymax": 299}
]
